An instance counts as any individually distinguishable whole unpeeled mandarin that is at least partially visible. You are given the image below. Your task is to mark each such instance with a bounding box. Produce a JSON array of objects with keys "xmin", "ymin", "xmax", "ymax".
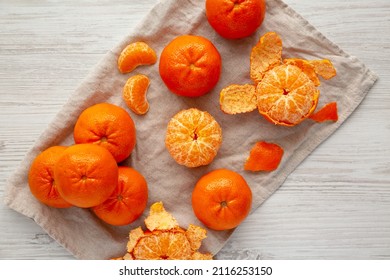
[{"xmin": 54, "ymin": 143, "xmax": 118, "ymax": 208}]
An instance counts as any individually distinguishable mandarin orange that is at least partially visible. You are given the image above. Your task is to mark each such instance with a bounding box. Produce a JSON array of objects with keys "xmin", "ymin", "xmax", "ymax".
[
  {"xmin": 73, "ymin": 103, "xmax": 136, "ymax": 163},
  {"xmin": 192, "ymin": 169, "xmax": 252, "ymax": 230},
  {"xmin": 159, "ymin": 35, "xmax": 221, "ymax": 97},
  {"xmin": 92, "ymin": 167, "xmax": 148, "ymax": 226},
  {"xmin": 28, "ymin": 146, "xmax": 73, "ymax": 208},
  {"xmin": 165, "ymin": 108, "xmax": 222, "ymax": 168},
  {"xmin": 206, "ymin": 0, "xmax": 266, "ymax": 39},
  {"xmin": 122, "ymin": 74, "xmax": 150, "ymax": 115},
  {"xmin": 54, "ymin": 143, "xmax": 118, "ymax": 208}
]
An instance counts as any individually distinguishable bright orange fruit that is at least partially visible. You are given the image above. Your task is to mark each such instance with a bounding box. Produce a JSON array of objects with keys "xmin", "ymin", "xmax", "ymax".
[
  {"xmin": 73, "ymin": 103, "xmax": 136, "ymax": 163},
  {"xmin": 92, "ymin": 167, "xmax": 148, "ymax": 226},
  {"xmin": 159, "ymin": 35, "xmax": 221, "ymax": 97},
  {"xmin": 28, "ymin": 146, "xmax": 73, "ymax": 208},
  {"xmin": 117, "ymin": 42, "xmax": 157, "ymax": 74},
  {"xmin": 309, "ymin": 101, "xmax": 338, "ymax": 122},
  {"xmin": 206, "ymin": 0, "xmax": 266, "ymax": 39},
  {"xmin": 192, "ymin": 169, "xmax": 252, "ymax": 230},
  {"xmin": 54, "ymin": 144, "xmax": 118, "ymax": 208},
  {"xmin": 165, "ymin": 108, "xmax": 222, "ymax": 168},
  {"xmin": 122, "ymin": 74, "xmax": 150, "ymax": 115},
  {"xmin": 256, "ymin": 64, "xmax": 319, "ymax": 126},
  {"xmin": 283, "ymin": 58, "xmax": 321, "ymax": 86},
  {"xmin": 244, "ymin": 141, "xmax": 284, "ymax": 171}
]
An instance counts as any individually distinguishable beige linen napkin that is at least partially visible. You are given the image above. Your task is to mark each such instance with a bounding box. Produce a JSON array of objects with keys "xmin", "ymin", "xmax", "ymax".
[{"xmin": 4, "ymin": 0, "xmax": 377, "ymax": 259}]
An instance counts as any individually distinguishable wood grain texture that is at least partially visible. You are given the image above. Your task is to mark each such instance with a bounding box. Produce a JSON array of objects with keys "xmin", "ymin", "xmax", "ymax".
[{"xmin": 0, "ymin": 0, "xmax": 389, "ymax": 260}]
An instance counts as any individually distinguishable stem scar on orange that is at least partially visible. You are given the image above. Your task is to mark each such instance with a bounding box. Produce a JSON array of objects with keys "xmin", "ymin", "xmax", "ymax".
[
  {"xmin": 73, "ymin": 103, "xmax": 136, "ymax": 163},
  {"xmin": 159, "ymin": 35, "xmax": 222, "ymax": 97},
  {"xmin": 54, "ymin": 143, "xmax": 118, "ymax": 208},
  {"xmin": 92, "ymin": 167, "xmax": 148, "ymax": 226},
  {"xmin": 192, "ymin": 169, "xmax": 252, "ymax": 230},
  {"xmin": 165, "ymin": 108, "xmax": 222, "ymax": 168},
  {"xmin": 28, "ymin": 146, "xmax": 73, "ymax": 208},
  {"xmin": 206, "ymin": 0, "xmax": 266, "ymax": 39}
]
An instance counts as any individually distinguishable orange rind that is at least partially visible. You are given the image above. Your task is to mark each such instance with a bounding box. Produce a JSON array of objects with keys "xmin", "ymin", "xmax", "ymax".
[
  {"xmin": 165, "ymin": 108, "xmax": 222, "ymax": 168},
  {"xmin": 219, "ymin": 84, "xmax": 257, "ymax": 114},
  {"xmin": 117, "ymin": 42, "xmax": 157, "ymax": 74},
  {"xmin": 244, "ymin": 141, "xmax": 284, "ymax": 172},
  {"xmin": 114, "ymin": 202, "xmax": 213, "ymax": 260},
  {"xmin": 309, "ymin": 101, "xmax": 338, "ymax": 122},
  {"xmin": 122, "ymin": 74, "xmax": 150, "ymax": 115},
  {"xmin": 250, "ymin": 32, "xmax": 282, "ymax": 84}
]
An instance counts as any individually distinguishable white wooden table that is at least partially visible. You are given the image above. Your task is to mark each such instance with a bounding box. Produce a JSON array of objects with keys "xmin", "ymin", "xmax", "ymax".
[{"xmin": 0, "ymin": 0, "xmax": 389, "ymax": 260}]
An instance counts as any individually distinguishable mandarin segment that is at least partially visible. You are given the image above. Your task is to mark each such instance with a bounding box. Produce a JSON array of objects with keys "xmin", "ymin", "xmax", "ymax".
[
  {"xmin": 250, "ymin": 32, "xmax": 283, "ymax": 84},
  {"xmin": 165, "ymin": 108, "xmax": 222, "ymax": 168},
  {"xmin": 118, "ymin": 202, "xmax": 212, "ymax": 260},
  {"xmin": 122, "ymin": 74, "xmax": 150, "ymax": 115},
  {"xmin": 220, "ymin": 84, "xmax": 257, "ymax": 114},
  {"xmin": 256, "ymin": 64, "xmax": 319, "ymax": 126},
  {"xmin": 244, "ymin": 141, "xmax": 284, "ymax": 171},
  {"xmin": 309, "ymin": 101, "xmax": 338, "ymax": 122},
  {"xmin": 117, "ymin": 42, "xmax": 157, "ymax": 74}
]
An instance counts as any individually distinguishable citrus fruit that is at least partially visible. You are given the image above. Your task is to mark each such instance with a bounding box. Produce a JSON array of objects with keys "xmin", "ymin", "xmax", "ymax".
[
  {"xmin": 54, "ymin": 143, "xmax": 118, "ymax": 208},
  {"xmin": 219, "ymin": 84, "xmax": 257, "ymax": 114},
  {"xmin": 159, "ymin": 35, "xmax": 221, "ymax": 97},
  {"xmin": 114, "ymin": 202, "xmax": 212, "ymax": 260},
  {"xmin": 244, "ymin": 141, "xmax": 284, "ymax": 171},
  {"xmin": 309, "ymin": 101, "xmax": 338, "ymax": 122},
  {"xmin": 283, "ymin": 58, "xmax": 321, "ymax": 86},
  {"xmin": 122, "ymin": 74, "xmax": 150, "ymax": 115},
  {"xmin": 117, "ymin": 42, "xmax": 157, "ymax": 74},
  {"xmin": 73, "ymin": 103, "xmax": 136, "ymax": 163},
  {"xmin": 192, "ymin": 169, "xmax": 252, "ymax": 230},
  {"xmin": 250, "ymin": 31, "xmax": 282, "ymax": 84},
  {"xmin": 256, "ymin": 64, "xmax": 319, "ymax": 126},
  {"xmin": 165, "ymin": 108, "xmax": 222, "ymax": 168},
  {"xmin": 28, "ymin": 146, "xmax": 73, "ymax": 208},
  {"xmin": 206, "ymin": 0, "xmax": 266, "ymax": 39},
  {"xmin": 92, "ymin": 167, "xmax": 148, "ymax": 226}
]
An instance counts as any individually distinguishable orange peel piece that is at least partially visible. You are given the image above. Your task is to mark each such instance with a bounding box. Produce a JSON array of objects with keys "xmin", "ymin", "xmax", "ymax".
[
  {"xmin": 250, "ymin": 32, "xmax": 282, "ymax": 84},
  {"xmin": 309, "ymin": 59, "xmax": 337, "ymax": 80},
  {"xmin": 309, "ymin": 101, "xmax": 338, "ymax": 122},
  {"xmin": 283, "ymin": 58, "xmax": 321, "ymax": 87},
  {"xmin": 117, "ymin": 42, "xmax": 157, "ymax": 74},
  {"xmin": 219, "ymin": 84, "xmax": 257, "ymax": 114},
  {"xmin": 114, "ymin": 202, "xmax": 213, "ymax": 260},
  {"xmin": 244, "ymin": 141, "xmax": 284, "ymax": 172},
  {"xmin": 122, "ymin": 74, "xmax": 150, "ymax": 115}
]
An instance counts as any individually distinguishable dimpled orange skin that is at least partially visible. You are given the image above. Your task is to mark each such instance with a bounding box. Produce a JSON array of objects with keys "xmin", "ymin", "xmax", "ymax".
[
  {"xmin": 192, "ymin": 169, "xmax": 252, "ymax": 230},
  {"xmin": 54, "ymin": 143, "xmax": 119, "ymax": 208},
  {"xmin": 92, "ymin": 167, "xmax": 148, "ymax": 226},
  {"xmin": 28, "ymin": 146, "xmax": 73, "ymax": 208},
  {"xmin": 159, "ymin": 35, "xmax": 222, "ymax": 97},
  {"xmin": 73, "ymin": 103, "xmax": 136, "ymax": 163},
  {"xmin": 206, "ymin": 0, "xmax": 266, "ymax": 39}
]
